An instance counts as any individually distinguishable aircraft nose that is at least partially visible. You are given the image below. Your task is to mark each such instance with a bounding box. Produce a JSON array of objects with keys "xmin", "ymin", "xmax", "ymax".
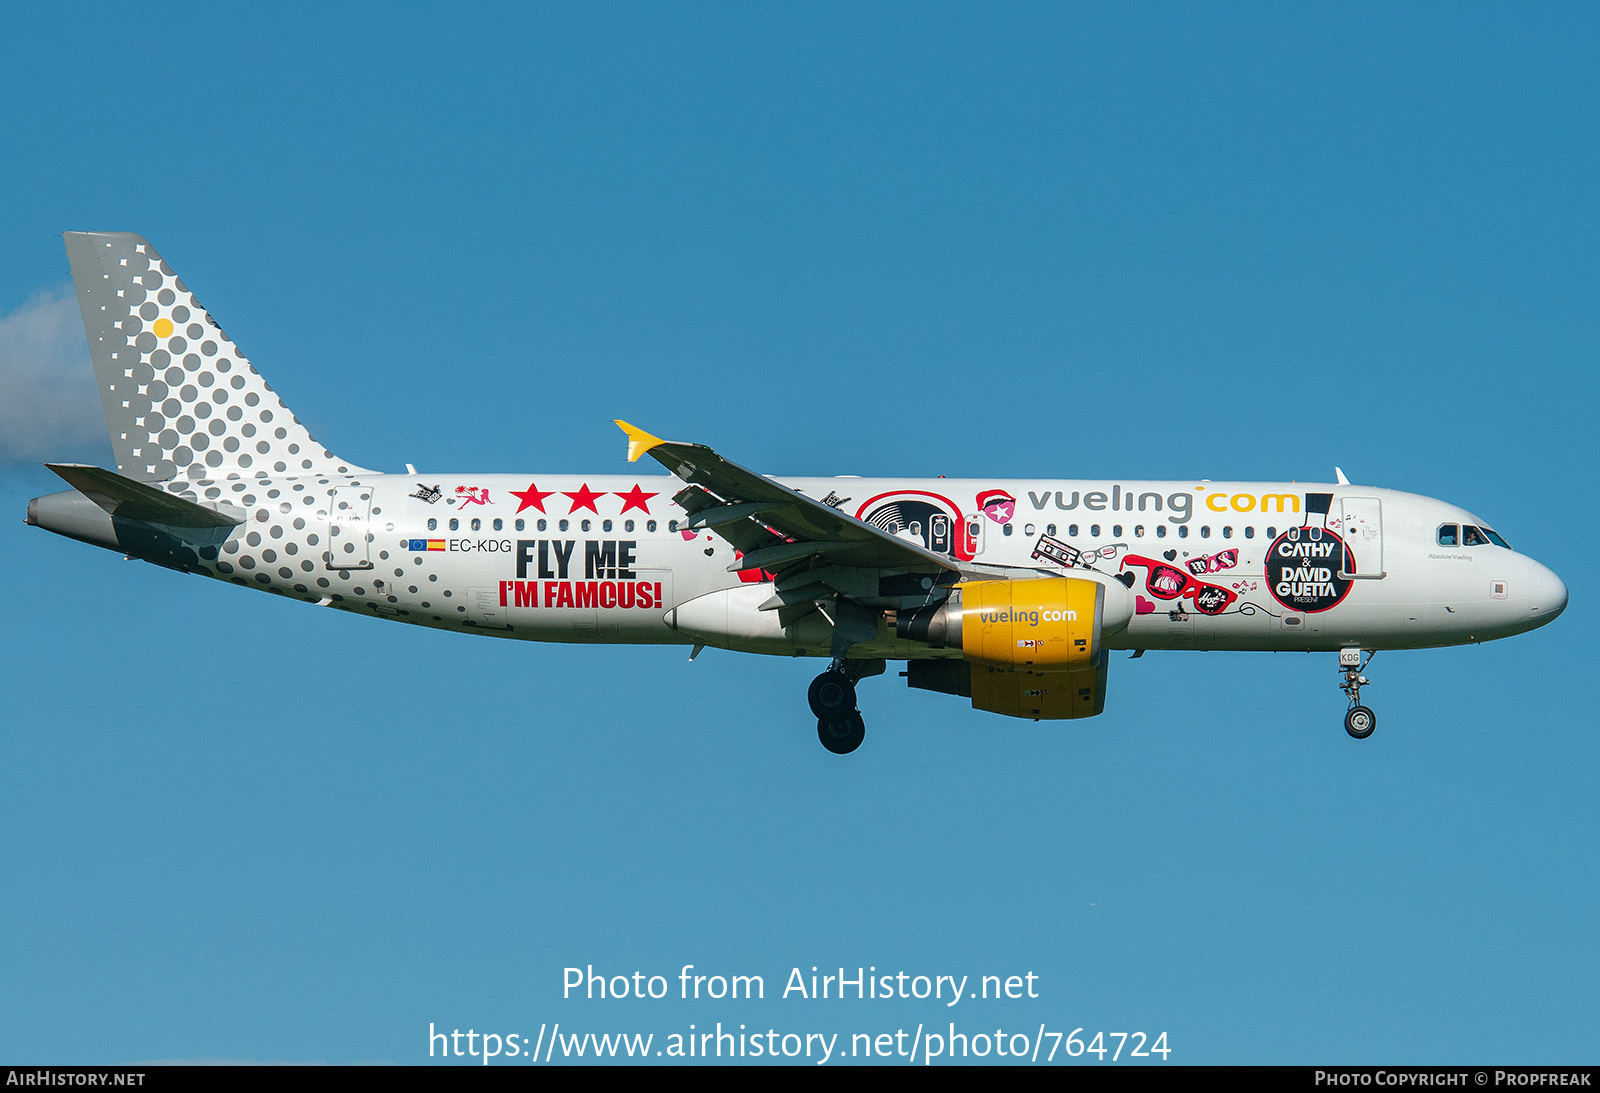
[{"xmin": 1527, "ymin": 560, "xmax": 1568, "ymax": 626}]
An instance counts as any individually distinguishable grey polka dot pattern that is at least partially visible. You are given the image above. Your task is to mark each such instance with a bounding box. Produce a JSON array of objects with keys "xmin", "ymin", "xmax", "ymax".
[
  {"xmin": 53, "ymin": 233, "xmax": 511, "ymax": 637},
  {"xmin": 63, "ymin": 232, "xmax": 368, "ymax": 483}
]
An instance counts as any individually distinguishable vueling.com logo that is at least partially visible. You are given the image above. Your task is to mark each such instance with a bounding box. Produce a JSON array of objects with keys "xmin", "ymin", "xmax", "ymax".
[{"xmin": 978, "ymin": 608, "xmax": 1077, "ymax": 625}]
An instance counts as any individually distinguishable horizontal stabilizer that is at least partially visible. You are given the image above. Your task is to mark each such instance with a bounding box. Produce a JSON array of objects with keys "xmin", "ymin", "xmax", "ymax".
[{"xmin": 46, "ymin": 464, "xmax": 244, "ymax": 528}]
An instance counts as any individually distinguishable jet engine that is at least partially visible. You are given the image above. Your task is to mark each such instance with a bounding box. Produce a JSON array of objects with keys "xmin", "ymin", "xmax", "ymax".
[
  {"xmin": 897, "ymin": 576, "xmax": 1132, "ymax": 720},
  {"xmin": 896, "ymin": 577, "xmax": 1114, "ymax": 670}
]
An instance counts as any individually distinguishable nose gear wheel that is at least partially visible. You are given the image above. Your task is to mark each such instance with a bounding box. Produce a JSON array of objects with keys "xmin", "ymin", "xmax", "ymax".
[{"xmin": 1339, "ymin": 650, "xmax": 1376, "ymax": 740}]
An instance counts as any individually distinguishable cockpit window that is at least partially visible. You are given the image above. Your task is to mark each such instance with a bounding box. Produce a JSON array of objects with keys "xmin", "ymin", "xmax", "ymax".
[
  {"xmin": 1482, "ymin": 527, "xmax": 1510, "ymax": 548},
  {"xmin": 1462, "ymin": 525, "xmax": 1487, "ymax": 547},
  {"xmin": 1436, "ymin": 524, "xmax": 1458, "ymax": 546}
]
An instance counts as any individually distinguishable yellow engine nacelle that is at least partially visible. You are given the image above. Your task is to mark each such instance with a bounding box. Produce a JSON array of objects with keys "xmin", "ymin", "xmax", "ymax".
[
  {"xmin": 896, "ymin": 578, "xmax": 1105, "ymax": 670},
  {"xmin": 969, "ymin": 659, "xmax": 1109, "ymax": 720}
]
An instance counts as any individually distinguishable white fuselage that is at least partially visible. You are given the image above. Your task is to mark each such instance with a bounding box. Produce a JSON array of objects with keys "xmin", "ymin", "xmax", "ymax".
[{"xmin": 188, "ymin": 471, "xmax": 1565, "ymax": 658}]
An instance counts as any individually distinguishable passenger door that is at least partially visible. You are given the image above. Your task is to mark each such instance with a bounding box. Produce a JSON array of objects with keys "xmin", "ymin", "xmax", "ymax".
[{"xmin": 1338, "ymin": 497, "xmax": 1384, "ymax": 579}]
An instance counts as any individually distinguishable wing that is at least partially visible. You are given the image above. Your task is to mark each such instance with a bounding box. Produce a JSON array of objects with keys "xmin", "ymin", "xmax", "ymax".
[
  {"xmin": 617, "ymin": 421, "xmax": 959, "ymax": 575},
  {"xmin": 616, "ymin": 421, "xmax": 958, "ymax": 642}
]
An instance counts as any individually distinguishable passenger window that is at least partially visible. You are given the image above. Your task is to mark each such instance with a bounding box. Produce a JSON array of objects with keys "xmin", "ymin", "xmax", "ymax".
[
  {"xmin": 1266, "ymin": 526, "xmax": 1277, "ymax": 538},
  {"xmin": 1200, "ymin": 526, "xmax": 1211, "ymax": 539},
  {"xmin": 1002, "ymin": 524, "xmax": 1013, "ymax": 536},
  {"xmin": 427, "ymin": 518, "xmax": 437, "ymax": 531},
  {"xmin": 1090, "ymin": 524, "xmax": 1101, "ymax": 537},
  {"xmin": 1134, "ymin": 525, "xmax": 1145, "ymax": 538},
  {"xmin": 1244, "ymin": 526, "xmax": 1255, "ymax": 539},
  {"xmin": 538, "ymin": 519, "xmax": 547, "ymax": 531},
  {"xmin": 449, "ymin": 518, "xmax": 459, "ymax": 531},
  {"xmin": 515, "ymin": 519, "xmax": 524, "ymax": 531},
  {"xmin": 625, "ymin": 520, "xmax": 634, "ymax": 532},
  {"xmin": 1156, "ymin": 526, "xmax": 1167, "ymax": 539},
  {"xmin": 1112, "ymin": 525, "xmax": 1122, "ymax": 537},
  {"xmin": 1024, "ymin": 523, "xmax": 1036, "ymax": 536},
  {"xmin": 1223, "ymin": 526, "xmax": 1233, "ymax": 539},
  {"xmin": 470, "ymin": 518, "xmax": 481, "ymax": 531},
  {"xmin": 493, "ymin": 518, "xmax": 503, "ymax": 531},
  {"xmin": 1178, "ymin": 526, "xmax": 1189, "ymax": 539},
  {"xmin": 1069, "ymin": 524, "xmax": 1079, "ymax": 537},
  {"xmin": 1437, "ymin": 524, "xmax": 1459, "ymax": 547},
  {"xmin": 1462, "ymin": 525, "xmax": 1487, "ymax": 547},
  {"xmin": 1046, "ymin": 523, "xmax": 1057, "ymax": 536},
  {"xmin": 647, "ymin": 520, "xmax": 657, "ymax": 532},
  {"xmin": 603, "ymin": 520, "xmax": 613, "ymax": 532}
]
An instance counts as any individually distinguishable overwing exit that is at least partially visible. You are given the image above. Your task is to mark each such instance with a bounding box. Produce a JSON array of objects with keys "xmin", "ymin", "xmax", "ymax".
[{"xmin": 26, "ymin": 233, "xmax": 1569, "ymax": 753}]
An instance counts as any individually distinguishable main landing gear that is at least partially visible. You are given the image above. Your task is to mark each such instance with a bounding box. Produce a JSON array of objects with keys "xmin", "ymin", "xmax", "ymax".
[
  {"xmin": 809, "ymin": 660, "xmax": 872, "ymax": 754},
  {"xmin": 1340, "ymin": 647, "xmax": 1377, "ymax": 740}
]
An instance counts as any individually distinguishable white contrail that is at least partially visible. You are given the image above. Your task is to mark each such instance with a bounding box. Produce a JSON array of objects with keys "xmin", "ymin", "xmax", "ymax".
[{"xmin": 0, "ymin": 284, "xmax": 108, "ymax": 466}]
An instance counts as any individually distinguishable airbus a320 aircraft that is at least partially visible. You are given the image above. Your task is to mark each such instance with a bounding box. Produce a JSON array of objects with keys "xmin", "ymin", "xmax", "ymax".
[{"xmin": 27, "ymin": 233, "xmax": 1569, "ymax": 753}]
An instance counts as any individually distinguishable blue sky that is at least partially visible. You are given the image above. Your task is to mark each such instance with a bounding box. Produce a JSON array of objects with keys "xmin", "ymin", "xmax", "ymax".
[{"xmin": 2, "ymin": 4, "xmax": 1595, "ymax": 1065}]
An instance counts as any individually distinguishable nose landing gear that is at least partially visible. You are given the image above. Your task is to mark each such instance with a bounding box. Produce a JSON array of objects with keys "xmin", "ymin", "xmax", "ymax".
[{"xmin": 1340, "ymin": 648, "xmax": 1376, "ymax": 740}]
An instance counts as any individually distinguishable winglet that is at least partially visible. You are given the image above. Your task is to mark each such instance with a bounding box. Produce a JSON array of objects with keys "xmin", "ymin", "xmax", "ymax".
[{"xmin": 614, "ymin": 420, "xmax": 665, "ymax": 463}]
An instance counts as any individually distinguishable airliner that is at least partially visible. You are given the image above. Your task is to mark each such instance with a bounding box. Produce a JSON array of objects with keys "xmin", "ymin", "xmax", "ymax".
[{"xmin": 26, "ymin": 232, "xmax": 1569, "ymax": 753}]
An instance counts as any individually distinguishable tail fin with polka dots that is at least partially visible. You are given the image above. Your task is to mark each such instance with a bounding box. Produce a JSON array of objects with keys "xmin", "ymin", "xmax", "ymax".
[{"xmin": 62, "ymin": 232, "xmax": 366, "ymax": 483}]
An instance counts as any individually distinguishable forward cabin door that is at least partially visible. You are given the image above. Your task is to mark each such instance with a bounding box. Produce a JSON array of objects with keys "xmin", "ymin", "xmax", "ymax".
[{"xmin": 1338, "ymin": 497, "xmax": 1384, "ymax": 579}]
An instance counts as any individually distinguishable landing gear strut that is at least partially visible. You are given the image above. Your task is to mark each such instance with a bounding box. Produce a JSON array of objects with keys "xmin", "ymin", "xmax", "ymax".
[
  {"xmin": 1339, "ymin": 648, "xmax": 1376, "ymax": 740},
  {"xmin": 809, "ymin": 659, "xmax": 878, "ymax": 754}
]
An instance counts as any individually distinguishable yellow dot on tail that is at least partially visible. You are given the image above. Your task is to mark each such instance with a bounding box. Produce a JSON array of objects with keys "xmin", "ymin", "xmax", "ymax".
[{"xmin": 153, "ymin": 318, "xmax": 173, "ymax": 338}]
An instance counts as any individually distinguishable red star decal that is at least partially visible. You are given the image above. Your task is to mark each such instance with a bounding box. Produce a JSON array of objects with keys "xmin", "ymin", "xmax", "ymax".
[
  {"xmin": 615, "ymin": 483, "xmax": 657, "ymax": 514},
  {"xmin": 510, "ymin": 482, "xmax": 555, "ymax": 514},
  {"xmin": 563, "ymin": 483, "xmax": 605, "ymax": 514}
]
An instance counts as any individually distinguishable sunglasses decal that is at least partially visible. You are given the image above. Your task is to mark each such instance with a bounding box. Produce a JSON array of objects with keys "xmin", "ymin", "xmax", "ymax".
[{"xmin": 1121, "ymin": 554, "xmax": 1238, "ymax": 615}]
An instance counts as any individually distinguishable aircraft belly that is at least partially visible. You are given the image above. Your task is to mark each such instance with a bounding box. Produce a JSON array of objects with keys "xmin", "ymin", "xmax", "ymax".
[{"xmin": 670, "ymin": 584, "xmax": 833, "ymax": 655}]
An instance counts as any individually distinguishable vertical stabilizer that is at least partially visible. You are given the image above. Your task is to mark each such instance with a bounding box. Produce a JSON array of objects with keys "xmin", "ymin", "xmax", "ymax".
[{"xmin": 62, "ymin": 231, "xmax": 366, "ymax": 482}]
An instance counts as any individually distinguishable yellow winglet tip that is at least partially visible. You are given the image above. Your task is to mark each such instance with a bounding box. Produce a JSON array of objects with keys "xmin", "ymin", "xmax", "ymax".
[{"xmin": 614, "ymin": 419, "xmax": 665, "ymax": 463}]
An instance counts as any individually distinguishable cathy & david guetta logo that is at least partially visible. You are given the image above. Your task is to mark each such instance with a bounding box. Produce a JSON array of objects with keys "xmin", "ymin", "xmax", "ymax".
[{"xmin": 1265, "ymin": 526, "xmax": 1353, "ymax": 613}]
